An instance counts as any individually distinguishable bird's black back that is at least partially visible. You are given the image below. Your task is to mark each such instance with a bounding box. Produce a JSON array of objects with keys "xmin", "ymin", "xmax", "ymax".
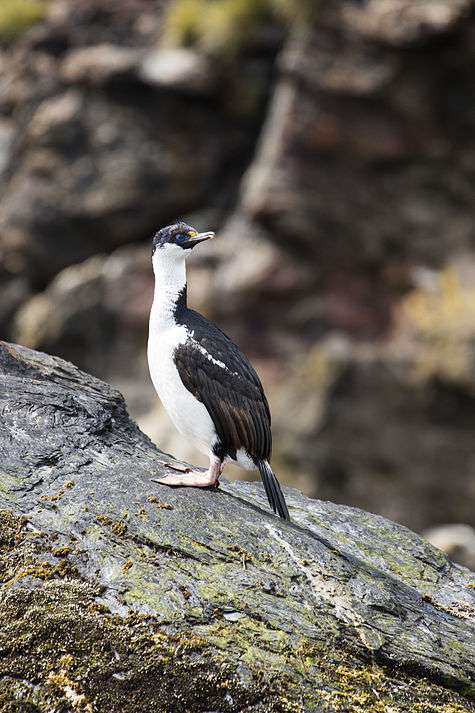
[{"xmin": 173, "ymin": 301, "xmax": 272, "ymax": 463}]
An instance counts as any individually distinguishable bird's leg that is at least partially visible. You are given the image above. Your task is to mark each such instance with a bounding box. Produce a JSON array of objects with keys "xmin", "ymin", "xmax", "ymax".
[{"xmin": 152, "ymin": 456, "xmax": 222, "ymax": 488}]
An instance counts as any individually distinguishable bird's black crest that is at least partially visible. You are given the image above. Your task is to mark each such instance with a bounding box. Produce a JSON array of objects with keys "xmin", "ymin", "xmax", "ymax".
[{"xmin": 152, "ymin": 222, "xmax": 198, "ymax": 254}]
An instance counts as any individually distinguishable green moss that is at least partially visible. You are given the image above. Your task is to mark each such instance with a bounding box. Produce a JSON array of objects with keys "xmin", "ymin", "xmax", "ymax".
[
  {"xmin": 163, "ymin": 0, "xmax": 314, "ymax": 53},
  {"xmin": 0, "ymin": 582, "xmax": 273, "ymax": 711},
  {"xmin": 0, "ymin": 509, "xmax": 474, "ymax": 711},
  {"xmin": 94, "ymin": 514, "xmax": 128, "ymax": 538},
  {"xmin": 0, "ymin": 0, "xmax": 47, "ymax": 39},
  {"xmin": 52, "ymin": 545, "xmax": 73, "ymax": 557},
  {"xmin": 298, "ymin": 651, "xmax": 475, "ymax": 713}
]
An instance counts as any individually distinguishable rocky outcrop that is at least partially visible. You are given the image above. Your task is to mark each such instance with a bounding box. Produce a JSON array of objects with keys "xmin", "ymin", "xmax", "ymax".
[
  {"xmin": 13, "ymin": 244, "xmax": 153, "ymax": 379},
  {"xmin": 214, "ymin": 0, "xmax": 475, "ymax": 532},
  {"xmin": 0, "ymin": 340, "xmax": 475, "ymax": 712},
  {"xmin": 243, "ymin": 1, "xmax": 475, "ymax": 279},
  {"xmin": 0, "ymin": 0, "xmax": 274, "ymax": 289},
  {"xmin": 2, "ymin": 0, "xmax": 475, "ymax": 552}
]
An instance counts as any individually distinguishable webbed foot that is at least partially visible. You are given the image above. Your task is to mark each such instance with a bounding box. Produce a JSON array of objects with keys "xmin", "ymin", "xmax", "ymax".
[{"xmin": 152, "ymin": 460, "xmax": 221, "ymax": 488}]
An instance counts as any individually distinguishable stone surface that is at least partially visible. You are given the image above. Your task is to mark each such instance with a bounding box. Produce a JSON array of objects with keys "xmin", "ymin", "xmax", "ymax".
[
  {"xmin": 243, "ymin": 0, "xmax": 475, "ymax": 303},
  {"xmin": 140, "ymin": 47, "xmax": 216, "ymax": 94},
  {"xmin": 0, "ymin": 2, "xmax": 270, "ymax": 284},
  {"xmin": 13, "ymin": 244, "xmax": 153, "ymax": 379},
  {"xmin": 424, "ymin": 524, "xmax": 475, "ymax": 572},
  {"xmin": 0, "ymin": 340, "xmax": 474, "ymax": 711},
  {"xmin": 2, "ymin": 0, "xmax": 475, "ymax": 566},
  {"xmin": 210, "ymin": 0, "xmax": 475, "ymax": 533}
]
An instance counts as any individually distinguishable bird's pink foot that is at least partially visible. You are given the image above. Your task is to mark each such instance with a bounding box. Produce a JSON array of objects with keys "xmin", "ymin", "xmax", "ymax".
[
  {"xmin": 152, "ymin": 460, "xmax": 221, "ymax": 489},
  {"xmin": 160, "ymin": 461, "xmax": 191, "ymax": 473}
]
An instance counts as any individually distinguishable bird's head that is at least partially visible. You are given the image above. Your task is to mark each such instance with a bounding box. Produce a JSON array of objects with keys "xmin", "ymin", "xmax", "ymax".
[{"xmin": 152, "ymin": 222, "xmax": 215, "ymax": 262}]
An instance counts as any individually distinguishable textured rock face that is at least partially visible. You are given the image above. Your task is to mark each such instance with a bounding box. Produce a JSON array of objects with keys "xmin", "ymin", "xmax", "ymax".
[
  {"xmin": 274, "ymin": 344, "xmax": 475, "ymax": 531},
  {"xmin": 2, "ymin": 0, "xmax": 475, "ymax": 552},
  {"xmin": 0, "ymin": 340, "xmax": 475, "ymax": 712},
  {"xmin": 0, "ymin": 79, "xmax": 237, "ymax": 283},
  {"xmin": 13, "ymin": 244, "xmax": 153, "ymax": 378},
  {"xmin": 0, "ymin": 1, "xmax": 269, "ymax": 286},
  {"xmin": 244, "ymin": 1, "xmax": 475, "ymax": 278},
  {"xmin": 218, "ymin": 0, "xmax": 475, "ymax": 532}
]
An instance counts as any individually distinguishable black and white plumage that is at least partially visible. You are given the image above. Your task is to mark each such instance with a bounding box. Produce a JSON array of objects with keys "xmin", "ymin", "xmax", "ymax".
[{"xmin": 147, "ymin": 222, "xmax": 290, "ymax": 520}]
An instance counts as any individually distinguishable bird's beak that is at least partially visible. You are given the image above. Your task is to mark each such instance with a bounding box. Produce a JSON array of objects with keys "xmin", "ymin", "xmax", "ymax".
[{"xmin": 186, "ymin": 231, "xmax": 215, "ymax": 248}]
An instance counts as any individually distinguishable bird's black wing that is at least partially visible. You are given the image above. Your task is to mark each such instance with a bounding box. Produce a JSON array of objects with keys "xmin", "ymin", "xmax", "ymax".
[{"xmin": 173, "ymin": 312, "xmax": 272, "ymax": 462}]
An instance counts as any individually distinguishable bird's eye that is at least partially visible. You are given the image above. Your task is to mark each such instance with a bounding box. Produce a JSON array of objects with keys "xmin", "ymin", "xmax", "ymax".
[{"xmin": 175, "ymin": 233, "xmax": 187, "ymax": 242}]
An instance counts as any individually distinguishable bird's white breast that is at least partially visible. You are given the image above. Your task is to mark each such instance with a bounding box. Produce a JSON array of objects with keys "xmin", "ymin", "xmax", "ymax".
[{"xmin": 147, "ymin": 323, "xmax": 217, "ymax": 457}]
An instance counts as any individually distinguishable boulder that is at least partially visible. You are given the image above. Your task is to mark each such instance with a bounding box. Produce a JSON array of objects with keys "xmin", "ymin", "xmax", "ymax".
[
  {"xmin": 0, "ymin": 1, "xmax": 272, "ymax": 284},
  {"xmin": 205, "ymin": 0, "xmax": 475, "ymax": 534},
  {"xmin": 242, "ymin": 0, "xmax": 475, "ymax": 323},
  {"xmin": 13, "ymin": 244, "xmax": 153, "ymax": 379},
  {"xmin": 0, "ymin": 340, "xmax": 474, "ymax": 711},
  {"xmin": 265, "ymin": 258, "xmax": 475, "ymax": 532}
]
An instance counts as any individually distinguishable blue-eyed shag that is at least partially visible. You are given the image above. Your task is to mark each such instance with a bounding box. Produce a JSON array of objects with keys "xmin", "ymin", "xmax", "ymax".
[{"xmin": 147, "ymin": 222, "xmax": 290, "ymax": 520}]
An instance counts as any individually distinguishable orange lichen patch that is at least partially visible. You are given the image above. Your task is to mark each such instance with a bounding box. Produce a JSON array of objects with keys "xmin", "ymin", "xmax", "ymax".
[
  {"xmin": 41, "ymin": 480, "xmax": 76, "ymax": 502},
  {"xmin": 47, "ymin": 669, "xmax": 93, "ymax": 712},
  {"xmin": 147, "ymin": 495, "xmax": 174, "ymax": 510}
]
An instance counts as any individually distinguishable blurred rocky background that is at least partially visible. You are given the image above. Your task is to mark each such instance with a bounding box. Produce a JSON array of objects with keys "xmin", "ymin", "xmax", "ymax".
[{"xmin": 1, "ymin": 0, "xmax": 475, "ymax": 567}]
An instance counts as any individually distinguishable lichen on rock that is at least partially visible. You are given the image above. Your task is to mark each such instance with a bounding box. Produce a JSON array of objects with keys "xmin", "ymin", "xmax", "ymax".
[{"xmin": 0, "ymin": 340, "xmax": 474, "ymax": 710}]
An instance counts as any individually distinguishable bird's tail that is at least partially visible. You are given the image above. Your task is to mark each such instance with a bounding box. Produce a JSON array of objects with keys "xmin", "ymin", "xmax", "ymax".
[{"xmin": 257, "ymin": 460, "xmax": 290, "ymax": 521}]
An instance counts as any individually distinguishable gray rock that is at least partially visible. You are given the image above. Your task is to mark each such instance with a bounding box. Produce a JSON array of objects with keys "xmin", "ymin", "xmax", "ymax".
[
  {"xmin": 207, "ymin": 0, "xmax": 475, "ymax": 537},
  {"xmin": 140, "ymin": 47, "xmax": 216, "ymax": 94},
  {"xmin": 243, "ymin": 0, "xmax": 475, "ymax": 279},
  {"xmin": 0, "ymin": 6, "xmax": 268, "ymax": 283},
  {"xmin": 61, "ymin": 44, "xmax": 140, "ymax": 85},
  {"xmin": 13, "ymin": 244, "xmax": 153, "ymax": 378},
  {"xmin": 0, "ymin": 340, "xmax": 474, "ymax": 711},
  {"xmin": 341, "ymin": 0, "xmax": 473, "ymax": 45},
  {"xmin": 270, "ymin": 337, "xmax": 475, "ymax": 533},
  {"xmin": 0, "ymin": 119, "xmax": 13, "ymax": 178},
  {"xmin": 424, "ymin": 524, "xmax": 475, "ymax": 572}
]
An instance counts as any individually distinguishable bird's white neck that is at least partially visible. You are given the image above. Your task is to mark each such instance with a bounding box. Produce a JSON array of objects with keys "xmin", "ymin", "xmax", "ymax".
[{"xmin": 150, "ymin": 255, "xmax": 187, "ymax": 330}]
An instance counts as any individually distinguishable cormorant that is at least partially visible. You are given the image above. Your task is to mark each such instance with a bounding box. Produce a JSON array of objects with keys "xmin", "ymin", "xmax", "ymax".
[{"xmin": 148, "ymin": 222, "xmax": 290, "ymax": 520}]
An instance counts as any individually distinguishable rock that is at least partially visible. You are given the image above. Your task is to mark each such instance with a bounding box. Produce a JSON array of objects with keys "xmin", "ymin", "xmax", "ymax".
[
  {"xmin": 13, "ymin": 244, "xmax": 153, "ymax": 379},
  {"xmin": 28, "ymin": 89, "xmax": 83, "ymax": 143},
  {"xmin": 0, "ymin": 340, "xmax": 474, "ymax": 711},
  {"xmin": 262, "ymin": 257, "xmax": 475, "ymax": 534},
  {"xmin": 0, "ymin": 79, "xmax": 238, "ymax": 282},
  {"xmin": 193, "ymin": 213, "xmax": 312, "ymax": 355},
  {"xmin": 243, "ymin": 0, "xmax": 475, "ymax": 279},
  {"xmin": 3, "ymin": 0, "xmax": 475, "ymax": 568},
  {"xmin": 140, "ymin": 47, "xmax": 216, "ymax": 94},
  {"xmin": 395, "ymin": 256, "xmax": 475, "ymax": 390},
  {"xmin": 341, "ymin": 0, "xmax": 473, "ymax": 45},
  {"xmin": 0, "ymin": 3, "xmax": 271, "ymax": 283},
  {"xmin": 269, "ymin": 335, "xmax": 475, "ymax": 533},
  {"xmin": 424, "ymin": 524, "xmax": 475, "ymax": 572},
  {"xmin": 202, "ymin": 0, "xmax": 475, "ymax": 537},
  {"xmin": 60, "ymin": 44, "xmax": 140, "ymax": 85},
  {"xmin": 0, "ymin": 118, "xmax": 13, "ymax": 178}
]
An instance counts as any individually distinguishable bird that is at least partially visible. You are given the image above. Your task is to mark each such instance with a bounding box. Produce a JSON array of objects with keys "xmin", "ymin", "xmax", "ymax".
[{"xmin": 147, "ymin": 221, "xmax": 290, "ymax": 520}]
